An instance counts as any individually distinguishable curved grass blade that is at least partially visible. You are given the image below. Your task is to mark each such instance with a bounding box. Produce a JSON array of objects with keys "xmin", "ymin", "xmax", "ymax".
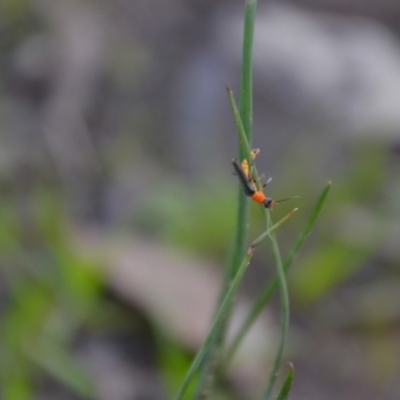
[{"xmin": 263, "ymin": 214, "xmax": 289, "ymax": 400}]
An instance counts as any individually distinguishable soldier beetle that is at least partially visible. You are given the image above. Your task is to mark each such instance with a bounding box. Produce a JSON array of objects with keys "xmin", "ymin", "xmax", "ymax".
[{"xmin": 232, "ymin": 158, "xmax": 297, "ymax": 209}]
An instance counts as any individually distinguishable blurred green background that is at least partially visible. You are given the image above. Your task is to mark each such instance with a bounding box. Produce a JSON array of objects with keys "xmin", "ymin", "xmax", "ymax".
[{"xmin": 1, "ymin": 0, "xmax": 400, "ymax": 399}]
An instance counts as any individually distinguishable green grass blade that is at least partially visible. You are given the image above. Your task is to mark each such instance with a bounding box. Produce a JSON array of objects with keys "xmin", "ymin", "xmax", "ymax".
[
  {"xmin": 239, "ymin": 0, "xmax": 257, "ymax": 151},
  {"xmin": 227, "ymin": 86, "xmax": 269, "ymax": 193},
  {"xmin": 194, "ymin": 2, "xmax": 259, "ymax": 397},
  {"xmin": 222, "ymin": 182, "xmax": 331, "ymax": 371},
  {"xmin": 229, "ymin": 0, "xmax": 259, "ymax": 270},
  {"xmin": 227, "ymin": 86, "xmax": 253, "ymax": 173},
  {"xmin": 281, "ymin": 181, "xmax": 332, "ymax": 270},
  {"xmin": 276, "ymin": 363, "xmax": 294, "ymax": 400},
  {"xmin": 230, "ymin": 0, "xmax": 258, "ymax": 273},
  {"xmin": 262, "ymin": 216, "xmax": 289, "ymax": 400}
]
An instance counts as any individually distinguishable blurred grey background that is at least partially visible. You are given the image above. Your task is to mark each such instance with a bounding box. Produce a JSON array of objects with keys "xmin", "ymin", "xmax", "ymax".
[{"xmin": 1, "ymin": 0, "xmax": 400, "ymax": 399}]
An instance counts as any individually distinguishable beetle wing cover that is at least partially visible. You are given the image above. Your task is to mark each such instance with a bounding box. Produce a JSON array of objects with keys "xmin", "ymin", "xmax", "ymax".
[{"xmin": 231, "ymin": 159, "xmax": 255, "ymax": 196}]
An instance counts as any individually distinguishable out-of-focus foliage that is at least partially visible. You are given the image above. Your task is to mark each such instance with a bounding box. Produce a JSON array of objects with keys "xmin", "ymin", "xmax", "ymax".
[
  {"xmin": 135, "ymin": 178, "xmax": 236, "ymax": 257},
  {"xmin": 290, "ymin": 143, "xmax": 388, "ymax": 304},
  {"xmin": 156, "ymin": 334, "xmax": 198, "ymax": 400},
  {"xmin": 0, "ymin": 192, "xmax": 101, "ymax": 398}
]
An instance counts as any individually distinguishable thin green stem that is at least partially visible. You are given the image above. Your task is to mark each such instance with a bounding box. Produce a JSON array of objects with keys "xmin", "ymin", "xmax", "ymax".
[{"xmin": 252, "ymin": 209, "xmax": 298, "ymax": 249}]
